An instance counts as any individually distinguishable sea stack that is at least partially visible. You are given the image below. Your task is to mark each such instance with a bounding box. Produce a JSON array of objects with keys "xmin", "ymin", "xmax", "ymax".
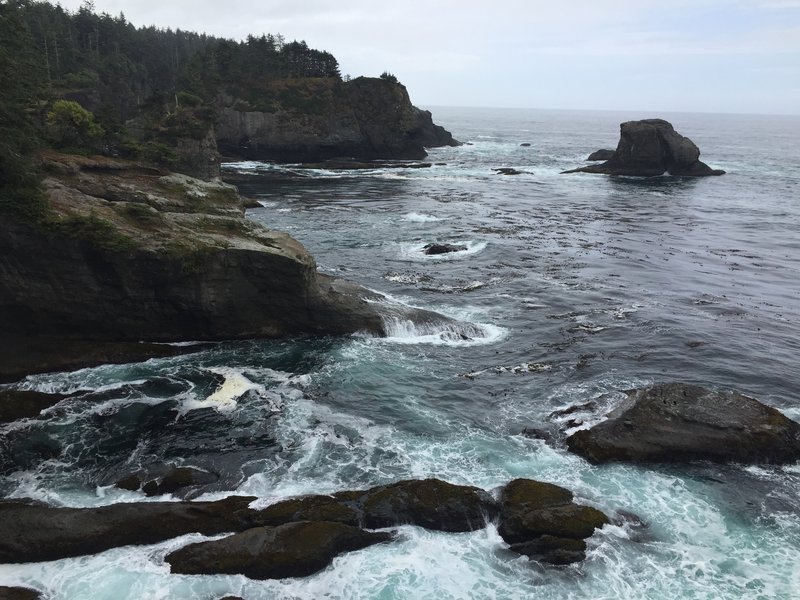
[{"xmin": 563, "ymin": 119, "xmax": 725, "ymax": 177}]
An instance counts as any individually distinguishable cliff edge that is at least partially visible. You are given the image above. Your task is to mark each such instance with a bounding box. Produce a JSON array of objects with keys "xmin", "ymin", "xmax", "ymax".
[
  {"xmin": 0, "ymin": 152, "xmax": 447, "ymax": 352},
  {"xmin": 215, "ymin": 77, "xmax": 460, "ymax": 162}
]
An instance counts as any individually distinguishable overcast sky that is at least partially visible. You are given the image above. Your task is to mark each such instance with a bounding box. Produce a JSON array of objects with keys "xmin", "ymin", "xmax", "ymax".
[{"xmin": 56, "ymin": 0, "xmax": 800, "ymax": 115}]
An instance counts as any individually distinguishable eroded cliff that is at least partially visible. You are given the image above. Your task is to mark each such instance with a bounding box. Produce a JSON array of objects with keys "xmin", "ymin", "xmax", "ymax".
[{"xmin": 215, "ymin": 77, "xmax": 459, "ymax": 162}]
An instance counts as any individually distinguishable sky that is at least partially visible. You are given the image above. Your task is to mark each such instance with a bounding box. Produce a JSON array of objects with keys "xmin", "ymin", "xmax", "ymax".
[{"xmin": 55, "ymin": 0, "xmax": 800, "ymax": 115}]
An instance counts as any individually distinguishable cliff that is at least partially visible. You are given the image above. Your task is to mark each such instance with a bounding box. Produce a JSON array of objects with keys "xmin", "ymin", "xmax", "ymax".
[
  {"xmin": 215, "ymin": 77, "xmax": 460, "ymax": 162},
  {"xmin": 0, "ymin": 152, "xmax": 445, "ymax": 351}
]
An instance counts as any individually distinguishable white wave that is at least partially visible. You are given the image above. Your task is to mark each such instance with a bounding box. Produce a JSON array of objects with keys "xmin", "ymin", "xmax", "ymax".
[
  {"xmin": 379, "ymin": 317, "xmax": 506, "ymax": 347},
  {"xmin": 182, "ymin": 367, "xmax": 265, "ymax": 413},
  {"xmin": 397, "ymin": 240, "xmax": 488, "ymax": 262},
  {"xmin": 403, "ymin": 212, "xmax": 443, "ymax": 223}
]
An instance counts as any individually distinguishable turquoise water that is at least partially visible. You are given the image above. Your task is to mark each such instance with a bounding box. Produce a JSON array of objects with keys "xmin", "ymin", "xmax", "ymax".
[{"xmin": 2, "ymin": 108, "xmax": 799, "ymax": 598}]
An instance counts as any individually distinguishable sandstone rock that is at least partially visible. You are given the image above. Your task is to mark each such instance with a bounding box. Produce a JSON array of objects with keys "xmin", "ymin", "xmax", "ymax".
[
  {"xmin": 498, "ymin": 479, "xmax": 609, "ymax": 565},
  {"xmin": 566, "ymin": 383, "xmax": 800, "ymax": 464},
  {"xmin": 0, "ymin": 496, "xmax": 260, "ymax": 563},
  {"xmin": 0, "ymin": 153, "xmax": 455, "ymax": 360},
  {"xmin": 563, "ymin": 119, "xmax": 725, "ymax": 177},
  {"xmin": 166, "ymin": 521, "xmax": 392, "ymax": 579}
]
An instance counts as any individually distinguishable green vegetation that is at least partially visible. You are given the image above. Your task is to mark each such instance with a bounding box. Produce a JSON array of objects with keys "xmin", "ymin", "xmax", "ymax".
[
  {"xmin": 46, "ymin": 99, "xmax": 104, "ymax": 149},
  {"xmin": 0, "ymin": 0, "xmax": 346, "ymax": 193},
  {"xmin": 42, "ymin": 211, "xmax": 135, "ymax": 252}
]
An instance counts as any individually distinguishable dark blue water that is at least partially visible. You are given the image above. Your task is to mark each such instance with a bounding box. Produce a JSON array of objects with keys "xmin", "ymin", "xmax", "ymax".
[{"xmin": 2, "ymin": 108, "xmax": 799, "ymax": 598}]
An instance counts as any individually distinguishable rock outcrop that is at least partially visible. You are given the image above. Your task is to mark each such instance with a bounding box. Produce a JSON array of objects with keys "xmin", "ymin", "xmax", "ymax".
[
  {"xmin": 422, "ymin": 243, "xmax": 468, "ymax": 256},
  {"xmin": 215, "ymin": 77, "xmax": 459, "ymax": 162},
  {"xmin": 0, "ymin": 389, "xmax": 69, "ymax": 423},
  {"xmin": 0, "ymin": 587, "xmax": 42, "ymax": 600},
  {"xmin": 0, "ymin": 496, "xmax": 260, "ymax": 563},
  {"xmin": 116, "ymin": 466, "xmax": 219, "ymax": 498},
  {"xmin": 563, "ymin": 119, "xmax": 724, "ymax": 177},
  {"xmin": 256, "ymin": 478, "xmax": 499, "ymax": 532},
  {"xmin": 0, "ymin": 152, "xmax": 453, "ymax": 355},
  {"xmin": 566, "ymin": 383, "xmax": 800, "ymax": 464},
  {"xmin": 498, "ymin": 479, "xmax": 609, "ymax": 565},
  {"xmin": 586, "ymin": 149, "xmax": 615, "ymax": 161},
  {"xmin": 166, "ymin": 521, "xmax": 392, "ymax": 579}
]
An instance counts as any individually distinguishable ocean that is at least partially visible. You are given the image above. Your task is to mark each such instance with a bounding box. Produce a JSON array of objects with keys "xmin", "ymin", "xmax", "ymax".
[{"xmin": 2, "ymin": 107, "xmax": 799, "ymax": 599}]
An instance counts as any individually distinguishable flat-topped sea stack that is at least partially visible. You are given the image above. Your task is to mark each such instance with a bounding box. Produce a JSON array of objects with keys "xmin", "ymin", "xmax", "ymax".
[
  {"xmin": 567, "ymin": 383, "xmax": 800, "ymax": 464},
  {"xmin": 563, "ymin": 119, "xmax": 724, "ymax": 177}
]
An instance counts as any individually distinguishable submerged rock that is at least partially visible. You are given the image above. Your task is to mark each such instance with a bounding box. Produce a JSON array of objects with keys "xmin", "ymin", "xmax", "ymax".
[
  {"xmin": 166, "ymin": 521, "xmax": 392, "ymax": 579},
  {"xmin": 0, "ymin": 496, "xmax": 260, "ymax": 563},
  {"xmin": 423, "ymin": 243, "xmax": 468, "ymax": 255},
  {"xmin": 492, "ymin": 168, "xmax": 524, "ymax": 176},
  {"xmin": 563, "ymin": 119, "xmax": 724, "ymax": 177},
  {"xmin": 498, "ymin": 479, "xmax": 609, "ymax": 565},
  {"xmin": 116, "ymin": 466, "xmax": 219, "ymax": 497},
  {"xmin": 566, "ymin": 383, "xmax": 800, "ymax": 464}
]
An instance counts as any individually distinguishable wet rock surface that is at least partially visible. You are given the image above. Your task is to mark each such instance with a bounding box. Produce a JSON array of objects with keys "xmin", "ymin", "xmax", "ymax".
[
  {"xmin": 0, "ymin": 587, "xmax": 42, "ymax": 600},
  {"xmin": 498, "ymin": 479, "xmax": 609, "ymax": 565},
  {"xmin": 0, "ymin": 496, "xmax": 260, "ymax": 563},
  {"xmin": 116, "ymin": 466, "xmax": 220, "ymax": 498},
  {"xmin": 422, "ymin": 243, "xmax": 468, "ymax": 255},
  {"xmin": 566, "ymin": 383, "xmax": 800, "ymax": 464},
  {"xmin": 166, "ymin": 521, "xmax": 393, "ymax": 579},
  {"xmin": 258, "ymin": 478, "xmax": 498, "ymax": 532},
  {"xmin": 0, "ymin": 390, "xmax": 69, "ymax": 423},
  {"xmin": 586, "ymin": 149, "xmax": 615, "ymax": 161},
  {"xmin": 563, "ymin": 119, "xmax": 724, "ymax": 177}
]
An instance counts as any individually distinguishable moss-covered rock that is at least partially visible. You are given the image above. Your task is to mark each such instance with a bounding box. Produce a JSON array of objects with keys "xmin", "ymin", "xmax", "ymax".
[
  {"xmin": 166, "ymin": 521, "xmax": 393, "ymax": 579},
  {"xmin": 498, "ymin": 478, "xmax": 609, "ymax": 565}
]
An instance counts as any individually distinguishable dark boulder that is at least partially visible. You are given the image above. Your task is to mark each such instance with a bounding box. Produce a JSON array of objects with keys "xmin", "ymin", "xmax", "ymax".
[
  {"xmin": 563, "ymin": 119, "xmax": 724, "ymax": 177},
  {"xmin": 498, "ymin": 479, "xmax": 608, "ymax": 565},
  {"xmin": 0, "ymin": 496, "xmax": 260, "ymax": 563},
  {"xmin": 566, "ymin": 383, "xmax": 800, "ymax": 464},
  {"xmin": 166, "ymin": 521, "xmax": 392, "ymax": 579},
  {"xmin": 423, "ymin": 243, "xmax": 468, "ymax": 255},
  {"xmin": 116, "ymin": 466, "xmax": 220, "ymax": 497},
  {"xmin": 520, "ymin": 143, "xmax": 531, "ymax": 147},
  {"xmin": 360, "ymin": 479, "xmax": 497, "ymax": 531},
  {"xmin": 493, "ymin": 168, "xmax": 524, "ymax": 176},
  {"xmin": 586, "ymin": 149, "xmax": 615, "ymax": 161},
  {"xmin": 0, "ymin": 587, "xmax": 42, "ymax": 600},
  {"xmin": 0, "ymin": 389, "xmax": 69, "ymax": 423},
  {"xmin": 257, "ymin": 478, "xmax": 498, "ymax": 533}
]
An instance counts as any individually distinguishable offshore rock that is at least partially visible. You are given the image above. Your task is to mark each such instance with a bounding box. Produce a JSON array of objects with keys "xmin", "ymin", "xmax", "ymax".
[
  {"xmin": 257, "ymin": 478, "xmax": 499, "ymax": 532},
  {"xmin": 498, "ymin": 479, "xmax": 609, "ymax": 565},
  {"xmin": 215, "ymin": 77, "xmax": 459, "ymax": 162},
  {"xmin": 0, "ymin": 496, "xmax": 260, "ymax": 563},
  {"xmin": 166, "ymin": 521, "xmax": 392, "ymax": 579},
  {"xmin": 423, "ymin": 243, "xmax": 468, "ymax": 255},
  {"xmin": 566, "ymin": 383, "xmax": 800, "ymax": 464},
  {"xmin": 563, "ymin": 119, "xmax": 725, "ymax": 177},
  {"xmin": 0, "ymin": 152, "xmax": 451, "ymax": 355}
]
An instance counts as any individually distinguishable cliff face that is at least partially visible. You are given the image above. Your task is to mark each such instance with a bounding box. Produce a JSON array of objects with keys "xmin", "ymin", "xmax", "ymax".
[
  {"xmin": 215, "ymin": 77, "xmax": 459, "ymax": 162},
  {"xmin": 0, "ymin": 152, "xmax": 393, "ymax": 342}
]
